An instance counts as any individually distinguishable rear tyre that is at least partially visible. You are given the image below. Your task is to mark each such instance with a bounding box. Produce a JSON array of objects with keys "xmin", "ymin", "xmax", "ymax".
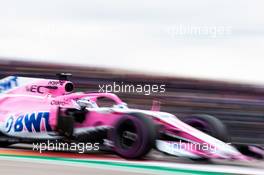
[
  {"xmin": 111, "ymin": 113, "xmax": 156, "ymax": 159},
  {"xmin": 0, "ymin": 142, "xmax": 11, "ymax": 147},
  {"xmin": 56, "ymin": 108, "xmax": 74, "ymax": 137},
  {"xmin": 0, "ymin": 133, "xmax": 12, "ymax": 147}
]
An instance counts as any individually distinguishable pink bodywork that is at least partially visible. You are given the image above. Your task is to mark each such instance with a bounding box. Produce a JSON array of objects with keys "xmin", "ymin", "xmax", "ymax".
[
  {"xmin": 0, "ymin": 78, "xmax": 125, "ymax": 131},
  {"xmin": 0, "ymin": 76, "xmax": 249, "ymax": 160}
]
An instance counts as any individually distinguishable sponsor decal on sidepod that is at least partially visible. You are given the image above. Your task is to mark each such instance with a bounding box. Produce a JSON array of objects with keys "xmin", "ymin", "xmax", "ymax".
[{"xmin": 5, "ymin": 112, "xmax": 52, "ymax": 133}]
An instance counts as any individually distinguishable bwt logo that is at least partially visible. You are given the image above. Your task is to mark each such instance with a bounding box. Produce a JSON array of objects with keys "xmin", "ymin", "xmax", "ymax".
[
  {"xmin": 5, "ymin": 112, "xmax": 52, "ymax": 133},
  {"xmin": 0, "ymin": 76, "xmax": 18, "ymax": 93}
]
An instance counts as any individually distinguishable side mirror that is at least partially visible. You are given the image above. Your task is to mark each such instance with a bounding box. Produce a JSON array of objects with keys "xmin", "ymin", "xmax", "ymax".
[{"xmin": 151, "ymin": 100, "xmax": 161, "ymax": 111}]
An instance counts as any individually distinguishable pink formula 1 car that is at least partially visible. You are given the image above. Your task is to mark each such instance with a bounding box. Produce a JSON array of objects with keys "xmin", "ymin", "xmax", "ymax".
[{"xmin": 0, "ymin": 74, "xmax": 263, "ymax": 160}]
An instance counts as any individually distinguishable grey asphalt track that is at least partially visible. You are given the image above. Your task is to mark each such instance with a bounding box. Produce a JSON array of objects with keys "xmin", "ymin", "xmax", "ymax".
[
  {"xmin": 1, "ymin": 145, "xmax": 264, "ymax": 175},
  {"xmin": 0, "ymin": 158, "xmax": 164, "ymax": 175}
]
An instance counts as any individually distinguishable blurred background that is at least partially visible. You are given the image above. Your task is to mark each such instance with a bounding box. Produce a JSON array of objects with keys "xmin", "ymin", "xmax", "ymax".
[
  {"xmin": 1, "ymin": 60, "xmax": 264, "ymax": 146},
  {"xmin": 0, "ymin": 0, "xmax": 264, "ymax": 83},
  {"xmin": 0, "ymin": 0, "xmax": 264, "ymax": 146}
]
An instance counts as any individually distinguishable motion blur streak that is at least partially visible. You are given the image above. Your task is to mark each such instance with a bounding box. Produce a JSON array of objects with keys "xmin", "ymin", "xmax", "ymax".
[{"xmin": 0, "ymin": 60, "xmax": 263, "ymax": 146}]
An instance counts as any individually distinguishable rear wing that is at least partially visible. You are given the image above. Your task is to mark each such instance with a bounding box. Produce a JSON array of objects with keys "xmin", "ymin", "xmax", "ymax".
[
  {"xmin": 0, "ymin": 75, "xmax": 74, "ymax": 96},
  {"xmin": 0, "ymin": 76, "xmax": 35, "ymax": 94},
  {"xmin": 0, "ymin": 76, "xmax": 18, "ymax": 94}
]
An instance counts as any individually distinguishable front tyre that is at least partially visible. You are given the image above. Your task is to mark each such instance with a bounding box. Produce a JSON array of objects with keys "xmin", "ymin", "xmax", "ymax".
[
  {"xmin": 182, "ymin": 114, "xmax": 230, "ymax": 142},
  {"xmin": 111, "ymin": 113, "xmax": 156, "ymax": 159},
  {"xmin": 181, "ymin": 114, "xmax": 230, "ymax": 162}
]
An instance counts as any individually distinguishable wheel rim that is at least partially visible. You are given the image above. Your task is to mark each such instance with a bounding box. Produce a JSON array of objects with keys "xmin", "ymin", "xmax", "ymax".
[{"xmin": 117, "ymin": 119, "xmax": 139, "ymax": 149}]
